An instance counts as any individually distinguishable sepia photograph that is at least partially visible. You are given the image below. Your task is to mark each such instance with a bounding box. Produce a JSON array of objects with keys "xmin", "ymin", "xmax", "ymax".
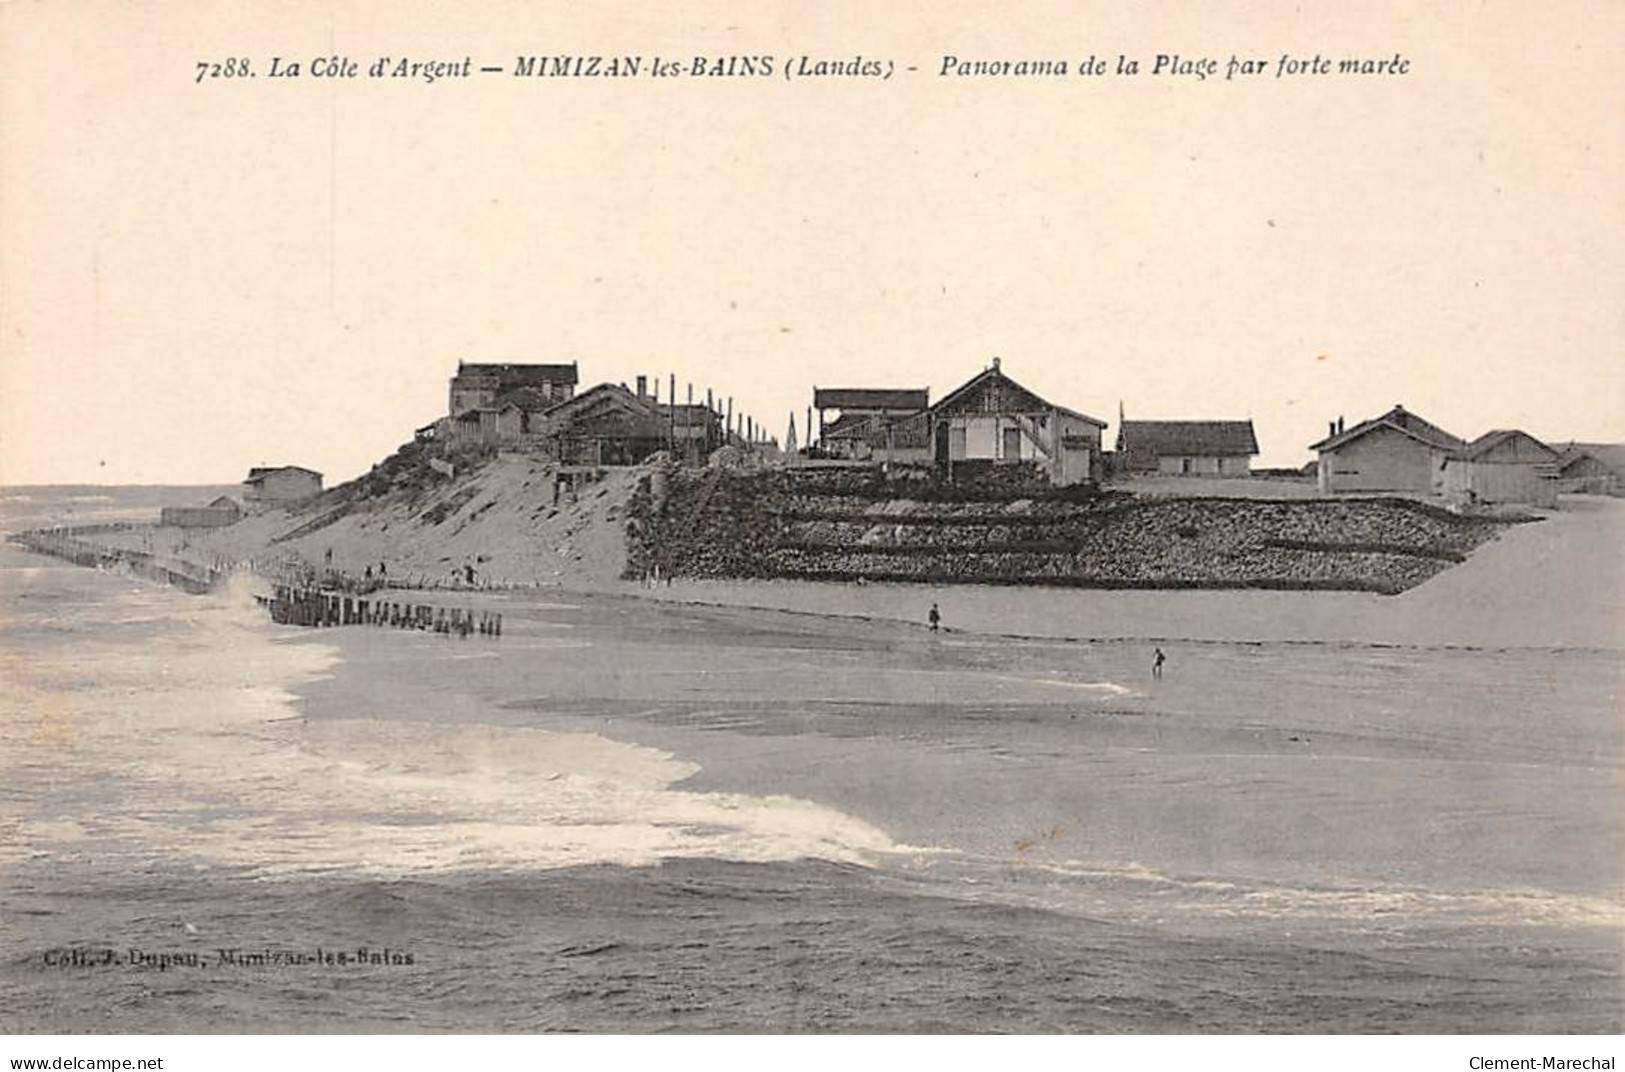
[{"xmin": 1, "ymin": 0, "xmax": 1621, "ymax": 1058}]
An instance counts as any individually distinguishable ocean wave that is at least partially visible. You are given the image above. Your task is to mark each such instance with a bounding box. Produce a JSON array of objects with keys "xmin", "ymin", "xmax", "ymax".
[
  {"xmin": 927, "ymin": 853, "xmax": 1625, "ymax": 931},
  {"xmin": 0, "ymin": 574, "xmax": 908, "ymax": 880}
]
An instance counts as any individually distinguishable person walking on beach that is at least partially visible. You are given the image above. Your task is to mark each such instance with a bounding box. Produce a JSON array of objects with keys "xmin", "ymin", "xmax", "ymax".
[
  {"xmin": 928, "ymin": 603, "xmax": 941, "ymax": 633},
  {"xmin": 1152, "ymin": 647, "xmax": 1166, "ymax": 679}
]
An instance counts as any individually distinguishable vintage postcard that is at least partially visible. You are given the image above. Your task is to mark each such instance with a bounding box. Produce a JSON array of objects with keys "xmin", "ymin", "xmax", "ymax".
[{"xmin": 1, "ymin": 0, "xmax": 1620, "ymax": 1055}]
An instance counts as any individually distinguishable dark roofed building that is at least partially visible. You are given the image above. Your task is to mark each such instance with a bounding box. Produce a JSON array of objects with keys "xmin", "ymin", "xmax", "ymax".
[
  {"xmin": 813, "ymin": 386, "xmax": 931, "ymax": 459},
  {"xmin": 531, "ymin": 382, "xmax": 721, "ymax": 465},
  {"xmin": 813, "ymin": 387, "xmax": 931, "ymax": 413},
  {"xmin": 653, "ymin": 401, "xmax": 726, "ymax": 463},
  {"xmin": 1116, "ymin": 419, "xmax": 1260, "ymax": 477},
  {"xmin": 821, "ymin": 410, "xmax": 933, "ymax": 464},
  {"xmin": 496, "ymin": 384, "xmax": 559, "ymax": 413},
  {"xmin": 531, "ymin": 383, "xmax": 665, "ymax": 465},
  {"xmin": 449, "ymin": 361, "xmax": 579, "ymax": 416}
]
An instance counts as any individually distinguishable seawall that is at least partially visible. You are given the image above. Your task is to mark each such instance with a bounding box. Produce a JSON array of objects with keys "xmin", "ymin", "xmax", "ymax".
[{"xmin": 628, "ymin": 467, "xmax": 1517, "ymax": 595}]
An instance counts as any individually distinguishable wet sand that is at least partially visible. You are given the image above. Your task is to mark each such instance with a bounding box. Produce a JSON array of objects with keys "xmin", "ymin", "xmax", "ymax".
[
  {"xmin": 264, "ymin": 584, "xmax": 1624, "ymax": 1030},
  {"xmin": 5, "ymin": 492, "xmax": 1622, "ymax": 1031},
  {"xmin": 604, "ymin": 496, "xmax": 1625, "ymax": 651},
  {"xmin": 296, "ymin": 591, "xmax": 1624, "ymax": 904}
]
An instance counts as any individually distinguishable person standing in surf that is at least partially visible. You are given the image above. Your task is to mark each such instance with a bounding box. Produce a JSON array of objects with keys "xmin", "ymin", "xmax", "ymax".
[
  {"xmin": 928, "ymin": 603, "xmax": 941, "ymax": 633},
  {"xmin": 1152, "ymin": 647, "xmax": 1166, "ymax": 679}
]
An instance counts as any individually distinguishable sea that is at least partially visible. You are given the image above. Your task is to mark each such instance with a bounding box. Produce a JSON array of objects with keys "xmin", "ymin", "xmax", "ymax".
[{"xmin": 1, "ymin": 485, "xmax": 1621, "ymax": 1033}]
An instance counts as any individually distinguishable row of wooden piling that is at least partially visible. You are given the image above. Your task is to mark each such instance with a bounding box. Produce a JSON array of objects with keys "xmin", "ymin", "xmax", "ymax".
[
  {"xmin": 260, "ymin": 585, "xmax": 502, "ymax": 637},
  {"xmin": 11, "ymin": 528, "xmax": 221, "ymax": 593}
]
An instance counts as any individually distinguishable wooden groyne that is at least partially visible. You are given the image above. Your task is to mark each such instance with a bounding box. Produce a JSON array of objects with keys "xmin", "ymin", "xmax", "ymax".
[
  {"xmin": 258, "ymin": 584, "xmax": 502, "ymax": 638},
  {"xmin": 8, "ymin": 526, "xmax": 224, "ymax": 594},
  {"xmin": 10, "ymin": 527, "xmax": 504, "ymax": 637}
]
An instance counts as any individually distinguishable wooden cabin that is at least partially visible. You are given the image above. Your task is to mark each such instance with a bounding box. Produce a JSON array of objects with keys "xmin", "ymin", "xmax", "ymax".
[
  {"xmin": 1309, "ymin": 405, "xmax": 1464, "ymax": 495},
  {"xmin": 928, "ymin": 359, "xmax": 1105, "ymax": 486}
]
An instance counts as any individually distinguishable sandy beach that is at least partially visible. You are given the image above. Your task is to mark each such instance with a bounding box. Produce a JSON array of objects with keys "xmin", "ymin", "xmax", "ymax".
[
  {"xmin": 4, "ymin": 490, "xmax": 1622, "ymax": 1032},
  {"xmin": 608, "ymin": 495, "xmax": 1625, "ymax": 651},
  {"xmin": 294, "ymin": 574, "xmax": 1625, "ymax": 894}
]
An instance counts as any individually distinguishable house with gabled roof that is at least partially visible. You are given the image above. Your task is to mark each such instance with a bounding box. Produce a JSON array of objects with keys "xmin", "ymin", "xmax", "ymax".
[
  {"xmin": 1551, "ymin": 442, "xmax": 1624, "ymax": 496},
  {"xmin": 1309, "ymin": 404, "xmax": 1465, "ymax": 495},
  {"xmin": 528, "ymin": 382, "xmax": 666, "ymax": 465},
  {"xmin": 1442, "ymin": 429, "xmax": 1560, "ymax": 508},
  {"xmin": 526, "ymin": 381, "xmax": 719, "ymax": 465},
  {"xmin": 1116, "ymin": 418, "xmax": 1259, "ymax": 477},
  {"xmin": 159, "ymin": 495, "xmax": 243, "ymax": 529},
  {"xmin": 241, "ymin": 465, "xmax": 323, "ymax": 507},
  {"xmin": 928, "ymin": 358, "xmax": 1106, "ymax": 486}
]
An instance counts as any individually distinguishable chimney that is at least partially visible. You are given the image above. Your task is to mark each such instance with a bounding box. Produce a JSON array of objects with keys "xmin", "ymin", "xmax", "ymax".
[
  {"xmin": 636, "ymin": 375, "xmax": 647, "ymax": 399},
  {"xmin": 991, "ymin": 356, "xmax": 1002, "ymax": 373},
  {"xmin": 1337, "ymin": 416, "xmax": 1344, "ymax": 434},
  {"xmin": 1329, "ymin": 420, "xmax": 1337, "ymax": 437}
]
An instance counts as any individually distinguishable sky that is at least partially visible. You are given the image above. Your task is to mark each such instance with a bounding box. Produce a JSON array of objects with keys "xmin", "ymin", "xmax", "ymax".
[{"xmin": 3, "ymin": 0, "xmax": 1621, "ymax": 485}]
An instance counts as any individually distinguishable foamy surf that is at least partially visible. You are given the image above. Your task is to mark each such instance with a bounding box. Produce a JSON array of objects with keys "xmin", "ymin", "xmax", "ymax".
[
  {"xmin": 0, "ymin": 561, "xmax": 910, "ymax": 880},
  {"xmin": 921, "ymin": 852, "xmax": 1625, "ymax": 932}
]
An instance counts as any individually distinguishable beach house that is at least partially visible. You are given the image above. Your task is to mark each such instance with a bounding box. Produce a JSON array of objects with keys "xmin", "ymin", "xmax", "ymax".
[
  {"xmin": 1441, "ymin": 430, "xmax": 1560, "ymax": 508},
  {"xmin": 447, "ymin": 361, "xmax": 578, "ymax": 416},
  {"xmin": 1115, "ymin": 418, "xmax": 1259, "ymax": 476},
  {"xmin": 1553, "ymin": 443, "xmax": 1624, "ymax": 496},
  {"xmin": 531, "ymin": 381, "xmax": 725, "ymax": 465},
  {"xmin": 159, "ymin": 495, "xmax": 243, "ymax": 528},
  {"xmin": 447, "ymin": 401, "xmax": 526, "ymax": 446},
  {"xmin": 812, "ymin": 387, "xmax": 931, "ymax": 460},
  {"xmin": 1309, "ymin": 405, "xmax": 1465, "ymax": 495},
  {"xmin": 242, "ymin": 466, "xmax": 323, "ymax": 507},
  {"xmin": 819, "ymin": 410, "xmax": 933, "ymax": 464},
  {"xmin": 928, "ymin": 359, "xmax": 1106, "ymax": 486}
]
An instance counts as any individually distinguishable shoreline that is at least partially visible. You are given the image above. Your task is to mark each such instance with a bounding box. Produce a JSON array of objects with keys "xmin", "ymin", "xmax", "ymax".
[
  {"xmin": 284, "ymin": 587, "xmax": 1625, "ymax": 904},
  {"xmin": 9, "ymin": 488, "xmax": 1620, "ymax": 651},
  {"xmin": 4, "ymin": 524, "xmax": 1621, "ymax": 1033},
  {"xmin": 8, "ymin": 535, "xmax": 1620, "ymax": 654}
]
